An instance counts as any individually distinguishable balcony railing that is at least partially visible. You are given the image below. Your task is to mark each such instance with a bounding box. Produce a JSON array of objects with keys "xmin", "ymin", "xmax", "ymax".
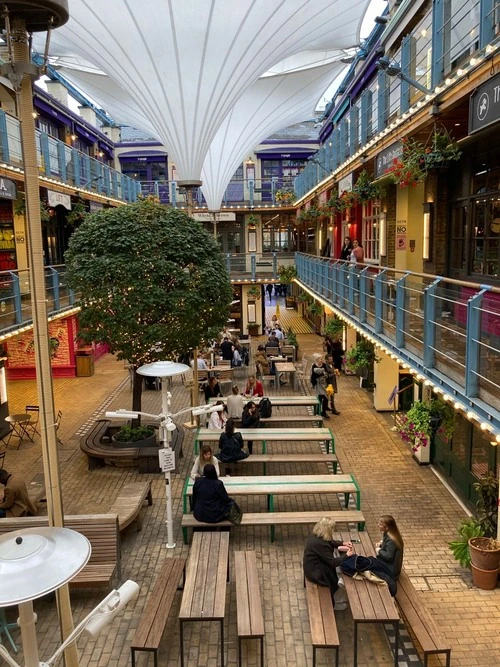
[
  {"xmin": 296, "ymin": 253, "xmax": 500, "ymax": 432},
  {"xmin": 140, "ymin": 177, "xmax": 298, "ymax": 208},
  {"xmin": 0, "ymin": 109, "xmax": 140, "ymax": 203}
]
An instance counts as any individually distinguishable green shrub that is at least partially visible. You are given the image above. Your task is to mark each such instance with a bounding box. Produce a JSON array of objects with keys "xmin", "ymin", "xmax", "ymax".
[{"xmin": 114, "ymin": 425, "xmax": 155, "ymax": 442}]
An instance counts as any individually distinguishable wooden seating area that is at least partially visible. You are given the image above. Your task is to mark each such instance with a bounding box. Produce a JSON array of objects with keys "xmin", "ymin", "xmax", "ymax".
[
  {"xmin": 240, "ymin": 452, "xmax": 338, "ymax": 474},
  {"xmin": 235, "ymin": 551, "xmax": 264, "ymax": 667},
  {"xmin": 260, "ymin": 414, "xmax": 322, "ymax": 426},
  {"xmin": 0, "ymin": 514, "xmax": 120, "ymax": 587},
  {"xmin": 305, "ymin": 579, "xmax": 339, "ymax": 667},
  {"xmin": 181, "ymin": 509, "xmax": 365, "ymax": 544},
  {"xmin": 195, "ymin": 427, "xmax": 335, "ymax": 454},
  {"xmin": 109, "ymin": 481, "xmax": 153, "ymax": 532},
  {"xmin": 130, "ymin": 557, "xmax": 186, "ymax": 667},
  {"xmin": 395, "ymin": 569, "xmax": 451, "ymax": 666},
  {"xmin": 179, "ymin": 531, "xmax": 230, "ymax": 667}
]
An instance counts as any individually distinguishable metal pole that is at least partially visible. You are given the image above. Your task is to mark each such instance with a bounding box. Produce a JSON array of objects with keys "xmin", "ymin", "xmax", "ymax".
[
  {"xmin": 11, "ymin": 16, "xmax": 78, "ymax": 667},
  {"xmin": 159, "ymin": 385, "xmax": 176, "ymax": 548}
]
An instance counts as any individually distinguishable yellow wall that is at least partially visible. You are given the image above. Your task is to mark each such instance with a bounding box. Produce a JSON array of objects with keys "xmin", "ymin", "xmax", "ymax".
[
  {"xmin": 394, "ymin": 181, "xmax": 425, "ymax": 273},
  {"xmin": 373, "ymin": 349, "xmax": 400, "ymax": 412}
]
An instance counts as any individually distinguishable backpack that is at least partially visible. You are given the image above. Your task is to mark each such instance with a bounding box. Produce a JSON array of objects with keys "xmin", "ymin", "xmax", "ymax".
[
  {"xmin": 310, "ymin": 365, "xmax": 318, "ymax": 387},
  {"xmin": 259, "ymin": 397, "xmax": 272, "ymax": 418}
]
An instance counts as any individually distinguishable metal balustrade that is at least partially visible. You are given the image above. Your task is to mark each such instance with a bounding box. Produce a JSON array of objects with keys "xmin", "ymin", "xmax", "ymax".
[
  {"xmin": 295, "ymin": 252, "xmax": 500, "ymax": 433},
  {"xmin": 0, "ymin": 109, "xmax": 140, "ymax": 203}
]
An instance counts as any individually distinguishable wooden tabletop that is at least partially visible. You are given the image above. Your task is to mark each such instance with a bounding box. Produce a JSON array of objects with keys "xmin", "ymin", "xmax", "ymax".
[
  {"xmin": 274, "ymin": 362, "xmax": 296, "ymax": 373},
  {"xmin": 179, "ymin": 531, "xmax": 229, "ymax": 620},
  {"xmin": 336, "ymin": 531, "xmax": 399, "ymax": 623},
  {"xmin": 197, "ymin": 427, "xmax": 332, "ymax": 442},
  {"xmin": 209, "ymin": 395, "xmax": 320, "ymax": 407}
]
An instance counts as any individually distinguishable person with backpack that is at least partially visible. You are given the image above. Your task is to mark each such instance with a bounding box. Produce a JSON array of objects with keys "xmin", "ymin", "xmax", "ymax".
[
  {"xmin": 311, "ymin": 355, "xmax": 330, "ymax": 419},
  {"xmin": 216, "ymin": 418, "xmax": 249, "ymax": 474}
]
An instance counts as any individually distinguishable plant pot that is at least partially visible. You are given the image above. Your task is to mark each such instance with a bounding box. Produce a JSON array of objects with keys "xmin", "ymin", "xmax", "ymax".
[
  {"xmin": 469, "ymin": 538, "xmax": 500, "ymax": 571},
  {"xmin": 471, "ymin": 564, "xmax": 499, "ymax": 590},
  {"xmin": 412, "ymin": 435, "xmax": 431, "ymax": 465},
  {"xmin": 247, "ymin": 324, "xmax": 259, "ymax": 336}
]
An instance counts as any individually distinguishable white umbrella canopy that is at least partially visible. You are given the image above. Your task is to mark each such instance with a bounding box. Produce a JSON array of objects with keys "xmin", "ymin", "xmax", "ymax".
[
  {"xmin": 201, "ymin": 59, "xmax": 346, "ymax": 210},
  {"xmin": 36, "ymin": 0, "xmax": 372, "ymax": 181}
]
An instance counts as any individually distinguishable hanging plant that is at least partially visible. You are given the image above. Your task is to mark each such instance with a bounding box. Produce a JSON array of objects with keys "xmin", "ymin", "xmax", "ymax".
[
  {"xmin": 297, "ymin": 292, "xmax": 310, "ymax": 304},
  {"xmin": 345, "ymin": 340, "xmax": 379, "ymax": 373},
  {"xmin": 14, "ymin": 196, "xmax": 52, "ymax": 223},
  {"xmin": 352, "ymin": 170, "xmax": 381, "ymax": 201},
  {"xmin": 307, "ymin": 301, "xmax": 322, "ymax": 317},
  {"xmin": 277, "ymin": 265, "xmax": 297, "ymax": 284},
  {"xmin": 247, "ymin": 284, "xmax": 261, "ymax": 300},
  {"xmin": 247, "ymin": 213, "xmax": 258, "ymax": 227},
  {"xmin": 275, "ymin": 188, "xmax": 295, "ymax": 205},
  {"xmin": 323, "ymin": 318, "xmax": 344, "ymax": 338},
  {"xmin": 66, "ymin": 200, "xmax": 88, "ymax": 226},
  {"xmin": 397, "ymin": 398, "xmax": 455, "ymax": 452}
]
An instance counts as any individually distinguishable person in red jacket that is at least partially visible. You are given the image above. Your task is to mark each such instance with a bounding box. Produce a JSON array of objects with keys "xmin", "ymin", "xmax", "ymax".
[{"xmin": 244, "ymin": 375, "xmax": 263, "ymax": 397}]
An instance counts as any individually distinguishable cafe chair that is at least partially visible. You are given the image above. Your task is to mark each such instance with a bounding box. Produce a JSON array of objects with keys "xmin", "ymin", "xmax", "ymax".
[
  {"xmin": 55, "ymin": 410, "xmax": 64, "ymax": 446},
  {"xmin": 25, "ymin": 405, "xmax": 40, "ymax": 438}
]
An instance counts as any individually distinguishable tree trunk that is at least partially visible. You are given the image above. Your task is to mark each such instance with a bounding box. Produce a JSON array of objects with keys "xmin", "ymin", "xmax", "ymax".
[{"xmin": 132, "ymin": 367, "xmax": 143, "ymax": 422}]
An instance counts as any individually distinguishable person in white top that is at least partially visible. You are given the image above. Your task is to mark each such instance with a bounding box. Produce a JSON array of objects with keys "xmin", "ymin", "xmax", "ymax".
[
  {"xmin": 226, "ymin": 384, "xmax": 245, "ymax": 420},
  {"xmin": 274, "ymin": 327, "xmax": 284, "ymax": 341},
  {"xmin": 190, "ymin": 444, "xmax": 220, "ymax": 479},
  {"xmin": 191, "ymin": 353, "xmax": 208, "ymax": 370},
  {"xmin": 207, "ymin": 401, "xmax": 228, "ymax": 430}
]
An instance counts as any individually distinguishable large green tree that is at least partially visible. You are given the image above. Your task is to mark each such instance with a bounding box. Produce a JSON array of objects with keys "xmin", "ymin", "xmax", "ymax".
[{"xmin": 65, "ymin": 199, "xmax": 232, "ymax": 409}]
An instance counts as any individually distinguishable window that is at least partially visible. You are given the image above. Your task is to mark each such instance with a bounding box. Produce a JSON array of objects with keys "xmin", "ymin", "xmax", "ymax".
[
  {"xmin": 261, "ymin": 213, "xmax": 296, "ymax": 252},
  {"xmin": 442, "ymin": 0, "xmax": 480, "ymax": 75},
  {"xmin": 472, "ymin": 197, "xmax": 500, "ymax": 277},
  {"xmin": 38, "ymin": 117, "xmax": 61, "ymax": 139},
  {"xmin": 362, "ymin": 200, "xmax": 381, "ymax": 262},
  {"xmin": 449, "ymin": 205, "xmax": 468, "ymax": 273},
  {"xmin": 410, "ymin": 11, "xmax": 432, "ymax": 103}
]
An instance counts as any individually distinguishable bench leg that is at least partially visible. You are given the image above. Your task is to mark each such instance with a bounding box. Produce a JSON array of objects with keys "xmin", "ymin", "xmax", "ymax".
[
  {"xmin": 135, "ymin": 514, "xmax": 143, "ymax": 532},
  {"xmin": 180, "ymin": 620, "xmax": 185, "ymax": 667},
  {"xmin": 393, "ymin": 621, "xmax": 399, "ymax": 667},
  {"xmin": 147, "ymin": 486, "xmax": 153, "ymax": 505},
  {"xmin": 335, "ymin": 645, "xmax": 339, "ymax": 667},
  {"xmin": 260, "ymin": 636, "xmax": 264, "ymax": 667},
  {"xmin": 131, "ymin": 649, "xmax": 135, "ymax": 667},
  {"xmin": 182, "ymin": 526, "xmax": 189, "ymax": 544},
  {"xmin": 238, "ymin": 637, "xmax": 242, "ymax": 667},
  {"xmin": 312, "ymin": 646, "xmax": 316, "ymax": 667},
  {"xmin": 353, "ymin": 621, "xmax": 358, "ymax": 667},
  {"xmin": 220, "ymin": 619, "xmax": 224, "ymax": 667},
  {"xmin": 333, "ymin": 460, "xmax": 338, "ymax": 473}
]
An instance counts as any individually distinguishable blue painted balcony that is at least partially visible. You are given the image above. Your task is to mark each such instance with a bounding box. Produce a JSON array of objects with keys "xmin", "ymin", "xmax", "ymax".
[
  {"xmin": 0, "ymin": 109, "xmax": 140, "ymax": 203},
  {"xmin": 295, "ymin": 253, "xmax": 500, "ymax": 433}
]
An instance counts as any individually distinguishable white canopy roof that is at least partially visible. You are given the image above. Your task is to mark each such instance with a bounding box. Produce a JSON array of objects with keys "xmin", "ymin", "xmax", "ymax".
[{"xmin": 39, "ymin": 0, "xmax": 371, "ymax": 180}]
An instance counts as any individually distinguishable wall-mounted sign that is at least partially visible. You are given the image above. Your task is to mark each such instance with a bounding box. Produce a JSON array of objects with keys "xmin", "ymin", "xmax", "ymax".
[
  {"xmin": 89, "ymin": 201, "xmax": 103, "ymax": 212},
  {"xmin": 47, "ymin": 190, "xmax": 71, "ymax": 210},
  {"xmin": 0, "ymin": 178, "xmax": 17, "ymax": 201},
  {"xmin": 193, "ymin": 212, "xmax": 236, "ymax": 222},
  {"xmin": 470, "ymin": 72, "xmax": 500, "ymax": 134},
  {"xmin": 337, "ymin": 173, "xmax": 352, "ymax": 194},
  {"xmin": 375, "ymin": 142, "xmax": 403, "ymax": 179}
]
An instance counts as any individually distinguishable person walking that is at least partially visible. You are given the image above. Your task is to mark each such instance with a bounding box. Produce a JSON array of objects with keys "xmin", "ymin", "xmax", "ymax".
[
  {"xmin": 325, "ymin": 354, "xmax": 340, "ymax": 415},
  {"xmin": 266, "ymin": 283, "xmax": 273, "ymax": 301},
  {"xmin": 311, "ymin": 355, "xmax": 330, "ymax": 419}
]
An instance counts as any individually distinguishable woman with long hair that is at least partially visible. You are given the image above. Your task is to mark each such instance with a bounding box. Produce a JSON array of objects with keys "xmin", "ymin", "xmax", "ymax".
[
  {"xmin": 190, "ymin": 444, "xmax": 220, "ymax": 479},
  {"xmin": 192, "ymin": 463, "xmax": 239, "ymax": 523},
  {"xmin": 375, "ymin": 515, "xmax": 404, "ymax": 578},
  {"xmin": 208, "ymin": 401, "xmax": 228, "ymax": 430}
]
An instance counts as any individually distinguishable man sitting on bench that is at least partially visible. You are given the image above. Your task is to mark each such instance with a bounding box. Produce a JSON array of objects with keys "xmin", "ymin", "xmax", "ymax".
[{"xmin": 0, "ymin": 469, "xmax": 38, "ymax": 517}]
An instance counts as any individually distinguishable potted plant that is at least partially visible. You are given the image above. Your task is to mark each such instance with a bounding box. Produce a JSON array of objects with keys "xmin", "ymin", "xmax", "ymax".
[
  {"xmin": 323, "ymin": 318, "xmax": 344, "ymax": 338},
  {"xmin": 275, "ymin": 188, "xmax": 295, "ymax": 205},
  {"xmin": 66, "ymin": 200, "xmax": 88, "ymax": 226},
  {"xmin": 398, "ymin": 399, "xmax": 454, "ymax": 463},
  {"xmin": 247, "ymin": 284, "xmax": 261, "ymax": 300},
  {"xmin": 285, "ymin": 327, "xmax": 298, "ymax": 349},
  {"xmin": 278, "ymin": 265, "xmax": 297, "ymax": 309},
  {"xmin": 449, "ymin": 518, "xmax": 484, "ymax": 569},
  {"xmin": 352, "ymin": 170, "xmax": 381, "ymax": 201},
  {"xmin": 111, "ymin": 424, "xmax": 156, "ymax": 449},
  {"xmin": 345, "ymin": 339, "xmax": 378, "ymax": 377}
]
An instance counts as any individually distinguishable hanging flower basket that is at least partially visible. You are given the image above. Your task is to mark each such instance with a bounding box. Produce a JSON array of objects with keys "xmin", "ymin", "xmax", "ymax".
[
  {"xmin": 352, "ymin": 170, "xmax": 381, "ymax": 201},
  {"xmin": 275, "ymin": 188, "xmax": 296, "ymax": 205}
]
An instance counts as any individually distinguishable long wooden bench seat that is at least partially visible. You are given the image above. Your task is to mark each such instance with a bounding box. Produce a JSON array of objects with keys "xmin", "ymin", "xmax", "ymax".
[
  {"xmin": 130, "ymin": 557, "xmax": 186, "ymax": 667},
  {"xmin": 260, "ymin": 414, "xmax": 322, "ymax": 426},
  {"xmin": 305, "ymin": 579, "xmax": 339, "ymax": 667},
  {"xmin": 27, "ymin": 480, "xmax": 46, "ymax": 511},
  {"xmin": 240, "ymin": 452, "xmax": 338, "ymax": 474},
  {"xmin": 181, "ymin": 509, "xmax": 365, "ymax": 544},
  {"xmin": 395, "ymin": 569, "xmax": 451, "ymax": 666},
  {"xmin": 0, "ymin": 514, "xmax": 120, "ymax": 587},
  {"xmin": 235, "ymin": 551, "xmax": 264, "ymax": 667},
  {"xmin": 109, "ymin": 481, "xmax": 153, "ymax": 532}
]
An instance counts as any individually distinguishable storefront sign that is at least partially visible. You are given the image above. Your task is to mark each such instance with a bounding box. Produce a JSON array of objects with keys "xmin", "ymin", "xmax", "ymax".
[
  {"xmin": 193, "ymin": 212, "xmax": 236, "ymax": 222},
  {"xmin": 89, "ymin": 201, "xmax": 103, "ymax": 212},
  {"xmin": 396, "ymin": 220, "xmax": 407, "ymax": 251},
  {"xmin": 470, "ymin": 73, "xmax": 500, "ymax": 133},
  {"xmin": 47, "ymin": 190, "xmax": 71, "ymax": 210},
  {"xmin": 0, "ymin": 178, "xmax": 17, "ymax": 201},
  {"xmin": 375, "ymin": 142, "xmax": 403, "ymax": 179},
  {"xmin": 337, "ymin": 173, "xmax": 352, "ymax": 194}
]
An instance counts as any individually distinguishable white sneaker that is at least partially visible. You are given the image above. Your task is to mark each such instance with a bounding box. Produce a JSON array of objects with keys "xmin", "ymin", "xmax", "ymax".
[{"xmin": 338, "ymin": 576, "xmax": 345, "ymax": 588}]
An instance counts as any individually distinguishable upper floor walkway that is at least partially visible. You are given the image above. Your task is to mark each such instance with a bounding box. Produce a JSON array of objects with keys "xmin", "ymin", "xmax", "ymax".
[{"xmin": 1, "ymin": 254, "xmax": 498, "ymax": 435}]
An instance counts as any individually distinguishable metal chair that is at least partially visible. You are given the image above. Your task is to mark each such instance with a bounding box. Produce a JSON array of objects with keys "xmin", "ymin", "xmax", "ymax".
[
  {"xmin": 0, "ymin": 608, "xmax": 18, "ymax": 653},
  {"xmin": 25, "ymin": 405, "xmax": 40, "ymax": 437}
]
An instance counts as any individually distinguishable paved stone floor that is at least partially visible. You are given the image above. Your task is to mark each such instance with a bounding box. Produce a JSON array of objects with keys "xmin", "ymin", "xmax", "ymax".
[{"xmin": 1, "ymin": 328, "xmax": 499, "ymax": 666}]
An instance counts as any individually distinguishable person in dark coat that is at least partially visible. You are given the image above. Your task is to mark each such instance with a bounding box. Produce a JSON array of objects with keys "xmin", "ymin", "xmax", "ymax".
[
  {"xmin": 340, "ymin": 236, "xmax": 353, "ymax": 261},
  {"xmin": 241, "ymin": 401, "xmax": 260, "ymax": 454},
  {"xmin": 303, "ymin": 517, "xmax": 354, "ymax": 607},
  {"xmin": 204, "ymin": 376, "xmax": 223, "ymax": 403},
  {"xmin": 0, "ymin": 469, "xmax": 37, "ymax": 517},
  {"xmin": 375, "ymin": 514, "xmax": 404, "ymax": 578},
  {"xmin": 215, "ymin": 418, "xmax": 249, "ymax": 465},
  {"xmin": 220, "ymin": 336, "xmax": 234, "ymax": 361},
  {"xmin": 192, "ymin": 464, "xmax": 234, "ymax": 523}
]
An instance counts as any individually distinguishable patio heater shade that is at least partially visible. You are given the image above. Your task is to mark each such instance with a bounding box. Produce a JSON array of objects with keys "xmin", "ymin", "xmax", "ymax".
[{"xmin": 36, "ymin": 0, "xmax": 371, "ymax": 181}]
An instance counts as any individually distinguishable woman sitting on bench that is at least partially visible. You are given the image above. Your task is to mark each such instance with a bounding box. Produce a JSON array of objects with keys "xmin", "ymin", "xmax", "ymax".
[
  {"xmin": 215, "ymin": 419, "xmax": 249, "ymax": 475},
  {"xmin": 190, "ymin": 444, "xmax": 220, "ymax": 480},
  {"xmin": 375, "ymin": 514, "xmax": 404, "ymax": 578},
  {"xmin": 192, "ymin": 464, "xmax": 241, "ymax": 524}
]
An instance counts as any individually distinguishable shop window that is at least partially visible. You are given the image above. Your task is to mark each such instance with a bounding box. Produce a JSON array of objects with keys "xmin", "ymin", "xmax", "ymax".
[
  {"xmin": 470, "ymin": 428, "xmax": 492, "ymax": 479},
  {"xmin": 449, "ymin": 205, "xmax": 468, "ymax": 272},
  {"xmin": 472, "ymin": 198, "xmax": 500, "ymax": 277},
  {"xmin": 261, "ymin": 213, "xmax": 296, "ymax": 253},
  {"xmin": 362, "ymin": 201, "xmax": 381, "ymax": 263}
]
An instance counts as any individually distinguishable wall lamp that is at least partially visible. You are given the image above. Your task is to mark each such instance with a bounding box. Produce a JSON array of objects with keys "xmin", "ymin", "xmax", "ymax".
[
  {"xmin": 377, "ymin": 56, "xmax": 432, "ymax": 95},
  {"xmin": 379, "ymin": 211, "xmax": 387, "ymax": 257},
  {"xmin": 423, "ymin": 202, "xmax": 433, "ymax": 260}
]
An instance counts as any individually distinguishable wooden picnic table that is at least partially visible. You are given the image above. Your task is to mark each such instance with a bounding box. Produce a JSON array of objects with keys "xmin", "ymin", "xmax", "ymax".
[
  {"xmin": 195, "ymin": 427, "xmax": 335, "ymax": 454},
  {"xmin": 274, "ymin": 361, "xmax": 297, "ymax": 390},
  {"xmin": 336, "ymin": 531, "xmax": 400, "ymax": 667},
  {"xmin": 209, "ymin": 395, "xmax": 321, "ymax": 414},
  {"xmin": 179, "ymin": 531, "xmax": 230, "ymax": 667},
  {"xmin": 184, "ymin": 473, "xmax": 360, "ymax": 515}
]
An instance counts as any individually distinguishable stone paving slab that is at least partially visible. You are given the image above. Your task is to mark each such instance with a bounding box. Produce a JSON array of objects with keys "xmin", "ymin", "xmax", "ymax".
[{"xmin": 1, "ymin": 333, "xmax": 499, "ymax": 666}]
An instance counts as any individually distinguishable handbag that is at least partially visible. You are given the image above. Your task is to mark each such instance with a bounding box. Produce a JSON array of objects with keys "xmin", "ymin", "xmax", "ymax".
[{"xmin": 227, "ymin": 499, "xmax": 243, "ymax": 525}]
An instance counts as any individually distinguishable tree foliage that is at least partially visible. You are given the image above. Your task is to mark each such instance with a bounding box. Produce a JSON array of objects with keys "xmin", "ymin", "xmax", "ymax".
[{"xmin": 65, "ymin": 199, "xmax": 232, "ymax": 367}]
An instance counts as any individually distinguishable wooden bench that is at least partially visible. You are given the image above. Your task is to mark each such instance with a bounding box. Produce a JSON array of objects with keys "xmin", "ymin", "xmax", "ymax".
[
  {"xmin": 0, "ymin": 514, "xmax": 120, "ymax": 587},
  {"xmin": 235, "ymin": 551, "xmax": 264, "ymax": 667},
  {"xmin": 196, "ymin": 427, "xmax": 335, "ymax": 454},
  {"xmin": 181, "ymin": 509, "xmax": 365, "ymax": 544},
  {"xmin": 179, "ymin": 531, "xmax": 230, "ymax": 667},
  {"xmin": 240, "ymin": 452, "xmax": 338, "ymax": 474},
  {"xmin": 395, "ymin": 569, "xmax": 451, "ymax": 666},
  {"xmin": 27, "ymin": 479, "xmax": 46, "ymax": 511},
  {"xmin": 260, "ymin": 414, "xmax": 323, "ymax": 426},
  {"xmin": 305, "ymin": 579, "xmax": 339, "ymax": 667},
  {"xmin": 130, "ymin": 557, "xmax": 185, "ymax": 667},
  {"xmin": 109, "ymin": 481, "xmax": 153, "ymax": 532}
]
